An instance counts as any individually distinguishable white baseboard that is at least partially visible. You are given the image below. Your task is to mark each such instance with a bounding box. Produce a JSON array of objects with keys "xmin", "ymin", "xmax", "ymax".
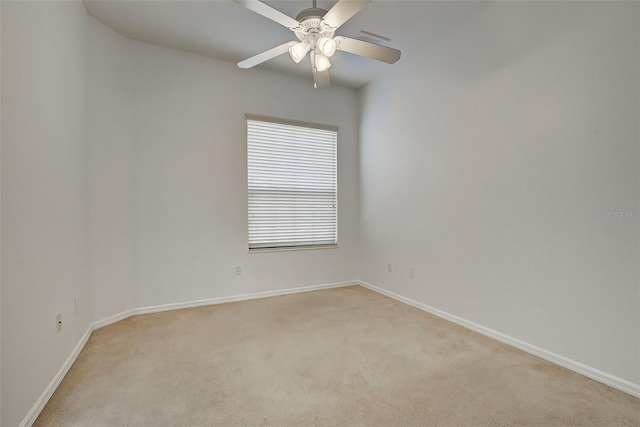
[
  {"xmin": 356, "ymin": 280, "xmax": 640, "ymax": 399},
  {"xmin": 19, "ymin": 325, "xmax": 93, "ymax": 427},
  {"xmin": 20, "ymin": 280, "xmax": 357, "ymax": 427},
  {"xmin": 91, "ymin": 308, "xmax": 137, "ymax": 330},
  {"xmin": 132, "ymin": 280, "xmax": 354, "ymax": 317},
  {"xmin": 92, "ymin": 281, "xmax": 354, "ymax": 330}
]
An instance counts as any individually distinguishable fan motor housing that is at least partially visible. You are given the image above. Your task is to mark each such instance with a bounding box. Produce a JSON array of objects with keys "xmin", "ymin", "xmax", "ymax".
[
  {"xmin": 295, "ymin": 7, "xmax": 327, "ymax": 22},
  {"xmin": 294, "ymin": 7, "xmax": 335, "ymax": 42}
]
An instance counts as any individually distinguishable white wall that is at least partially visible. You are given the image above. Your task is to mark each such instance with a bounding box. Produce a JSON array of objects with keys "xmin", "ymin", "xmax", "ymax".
[
  {"xmin": 86, "ymin": 17, "xmax": 137, "ymax": 321},
  {"xmin": 359, "ymin": 1, "xmax": 639, "ymax": 385},
  {"xmin": 131, "ymin": 42, "xmax": 360, "ymax": 308},
  {"xmin": 1, "ymin": 2, "xmax": 92, "ymax": 425},
  {"xmin": 0, "ymin": 2, "xmax": 3, "ymax": 421},
  {"xmin": 88, "ymin": 17, "xmax": 360, "ymax": 317},
  {"xmin": 89, "ymin": 21, "xmax": 360, "ymax": 317}
]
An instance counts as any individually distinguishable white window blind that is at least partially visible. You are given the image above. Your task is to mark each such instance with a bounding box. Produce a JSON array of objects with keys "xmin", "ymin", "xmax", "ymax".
[{"xmin": 247, "ymin": 115, "xmax": 337, "ymax": 251}]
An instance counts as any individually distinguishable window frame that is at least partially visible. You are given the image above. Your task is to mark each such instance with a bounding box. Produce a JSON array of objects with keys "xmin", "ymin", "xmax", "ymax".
[{"xmin": 245, "ymin": 113, "xmax": 338, "ymax": 253}]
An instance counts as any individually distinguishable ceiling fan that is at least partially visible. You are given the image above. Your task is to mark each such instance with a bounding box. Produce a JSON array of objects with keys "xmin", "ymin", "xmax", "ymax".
[{"xmin": 233, "ymin": 0, "xmax": 401, "ymax": 88}]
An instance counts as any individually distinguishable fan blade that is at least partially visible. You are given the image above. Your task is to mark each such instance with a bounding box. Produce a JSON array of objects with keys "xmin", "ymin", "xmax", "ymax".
[
  {"xmin": 233, "ymin": 0, "xmax": 300, "ymax": 30},
  {"xmin": 334, "ymin": 36, "xmax": 401, "ymax": 64},
  {"xmin": 322, "ymin": 0, "xmax": 371, "ymax": 29},
  {"xmin": 238, "ymin": 41, "xmax": 298, "ymax": 69},
  {"xmin": 315, "ymin": 69, "xmax": 331, "ymax": 88}
]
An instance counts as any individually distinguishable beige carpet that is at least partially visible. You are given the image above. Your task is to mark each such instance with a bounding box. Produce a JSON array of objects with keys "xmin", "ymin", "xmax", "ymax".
[{"xmin": 36, "ymin": 285, "xmax": 639, "ymax": 426}]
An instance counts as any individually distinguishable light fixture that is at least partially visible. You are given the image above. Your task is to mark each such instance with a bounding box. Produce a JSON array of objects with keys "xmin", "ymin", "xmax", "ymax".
[
  {"xmin": 288, "ymin": 42, "xmax": 310, "ymax": 63},
  {"xmin": 317, "ymin": 37, "xmax": 337, "ymax": 57},
  {"xmin": 314, "ymin": 51, "xmax": 331, "ymax": 72}
]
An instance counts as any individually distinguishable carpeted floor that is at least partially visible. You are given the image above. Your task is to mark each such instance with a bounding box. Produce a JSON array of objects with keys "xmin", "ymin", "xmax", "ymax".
[{"xmin": 36, "ymin": 285, "xmax": 639, "ymax": 426}]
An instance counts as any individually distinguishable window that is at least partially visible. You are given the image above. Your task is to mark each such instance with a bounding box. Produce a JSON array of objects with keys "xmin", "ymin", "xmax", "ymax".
[{"xmin": 246, "ymin": 114, "xmax": 338, "ymax": 251}]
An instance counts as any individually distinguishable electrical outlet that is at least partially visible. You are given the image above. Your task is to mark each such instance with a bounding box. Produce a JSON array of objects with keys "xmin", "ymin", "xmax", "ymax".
[
  {"xmin": 387, "ymin": 263, "xmax": 392, "ymax": 272},
  {"xmin": 235, "ymin": 265, "xmax": 242, "ymax": 275},
  {"xmin": 74, "ymin": 298, "xmax": 78, "ymax": 315},
  {"xmin": 56, "ymin": 313, "xmax": 62, "ymax": 333},
  {"xmin": 408, "ymin": 268, "xmax": 414, "ymax": 278}
]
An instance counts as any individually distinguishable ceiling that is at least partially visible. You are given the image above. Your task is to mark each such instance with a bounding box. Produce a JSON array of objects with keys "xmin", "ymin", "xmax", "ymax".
[{"xmin": 84, "ymin": 1, "xmax": 479, "ymax": 90}]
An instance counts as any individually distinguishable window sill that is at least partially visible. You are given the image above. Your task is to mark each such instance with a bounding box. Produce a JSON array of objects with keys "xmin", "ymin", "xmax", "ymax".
[{"xmin": 249, "ymin": 244, "xmax": 338, "ymax": 254}]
